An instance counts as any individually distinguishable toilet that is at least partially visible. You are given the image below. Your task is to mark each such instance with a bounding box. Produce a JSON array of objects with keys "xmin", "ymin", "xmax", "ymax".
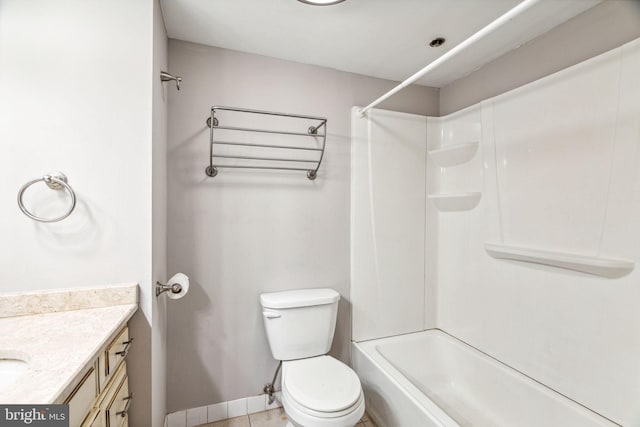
[{"xmin": 260, "ymin": 288, "xmax": 365, "ymax": 427}]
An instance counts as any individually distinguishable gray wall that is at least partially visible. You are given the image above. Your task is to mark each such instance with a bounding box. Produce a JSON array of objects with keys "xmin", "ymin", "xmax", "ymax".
[
  {"xmin": 165, "ymin": 39, "xmax": 438, "ymax": 412},
  {"xmin": 151, "ymin": 0, "xmax": 169, "ymax": 425},
  {"xmin": 440, "ymin": 0, "xmax": 640, "ymax": 115}
]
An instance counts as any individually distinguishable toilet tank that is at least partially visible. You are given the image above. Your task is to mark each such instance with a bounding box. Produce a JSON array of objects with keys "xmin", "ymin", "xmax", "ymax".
[{"xmin": 260, "ymin": 288, "xmax": 340, "ymax": 361}]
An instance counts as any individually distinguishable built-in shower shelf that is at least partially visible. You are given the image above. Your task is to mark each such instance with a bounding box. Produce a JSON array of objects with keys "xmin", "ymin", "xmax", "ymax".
[
  {"xmin": 484, "ymin": 242, "xmax": 634, "ymax": 279},
  {"xmin": 428, "ymin": 192, "xmax": 481, "ymax": 211},
  {"xmin": 428, "ymin": 141, "xmax": 479, "ymax": 167}
]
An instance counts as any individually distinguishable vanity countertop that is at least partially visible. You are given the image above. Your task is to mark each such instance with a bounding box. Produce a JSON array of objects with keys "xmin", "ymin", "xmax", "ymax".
[{"xmin": 0, "ymin": 284, "xmax": 137, "ymax": 404}]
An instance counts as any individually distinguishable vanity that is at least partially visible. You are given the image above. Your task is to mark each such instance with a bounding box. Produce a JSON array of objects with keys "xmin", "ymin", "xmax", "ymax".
[{"xmin": 0, "ymin": 283, "xmax": 138, "ymax": 427}]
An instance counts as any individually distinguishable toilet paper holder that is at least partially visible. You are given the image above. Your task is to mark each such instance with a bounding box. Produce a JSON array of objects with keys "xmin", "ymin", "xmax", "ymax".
[
  {"xmin": 155, "ymin": 273, "xmax": 189, "ymax": 298},
  {"xmin": 155, "ymin": 281, "xmax": 183, "ymax": 297}
]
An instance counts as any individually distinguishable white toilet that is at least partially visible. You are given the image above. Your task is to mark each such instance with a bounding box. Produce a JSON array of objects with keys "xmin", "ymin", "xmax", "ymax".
[{"xmin": 260, "ymin": 288, "xmax": 365, "ymax": 427}]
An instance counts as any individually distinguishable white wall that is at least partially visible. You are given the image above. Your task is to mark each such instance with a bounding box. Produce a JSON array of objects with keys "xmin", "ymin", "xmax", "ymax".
[
  {"xmin": 351, "ymin": 108, "xmax": 427, "ymax": 341},
  {"xmin": 425, "ymin": 105, "xmax": 484, "ymax": 331},
  {"xmin": 165, "ymin": 39, "xmax": 439, "ymax": 411},
  {"xmin": 0, "ymin": 0, "xmax": 153, "ymax": 318},
  {"xmin": 0, "ymin": 0, "xmax": 159, "ymax": 423},
  {"xmin": 435, "ymin": 38, "xmax": 640, "ymax": 425}
]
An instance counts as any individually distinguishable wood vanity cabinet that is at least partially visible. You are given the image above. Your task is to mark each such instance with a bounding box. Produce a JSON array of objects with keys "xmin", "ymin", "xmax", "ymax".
[{"xmin": 64, "ymin": 326, "xmax": 132, "ymax": 427}]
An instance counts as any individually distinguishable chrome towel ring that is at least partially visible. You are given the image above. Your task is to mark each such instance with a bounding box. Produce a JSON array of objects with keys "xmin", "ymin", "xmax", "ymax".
[{"xmin": 17, "ymin": 172, "xmax": 77, "ymax": 223}]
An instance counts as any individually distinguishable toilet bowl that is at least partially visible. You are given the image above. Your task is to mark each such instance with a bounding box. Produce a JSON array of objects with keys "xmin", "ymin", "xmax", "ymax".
[{"xmin": 260, "ymin": 288, "xmax": 365, "ymax": 427}]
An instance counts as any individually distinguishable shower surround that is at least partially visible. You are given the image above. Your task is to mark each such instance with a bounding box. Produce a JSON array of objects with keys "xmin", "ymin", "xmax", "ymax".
[{"xmin": 351, "ymin": 37, "xmax": 640, "ymax": 426}]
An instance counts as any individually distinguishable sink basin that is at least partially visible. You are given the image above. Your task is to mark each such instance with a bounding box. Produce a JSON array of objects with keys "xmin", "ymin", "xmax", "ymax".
[{"xmin": 0, "ymin": 358, "xmax": 28, "ymax": 392}]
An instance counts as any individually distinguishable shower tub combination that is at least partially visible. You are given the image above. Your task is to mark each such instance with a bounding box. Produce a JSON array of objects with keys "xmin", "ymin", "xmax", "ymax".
[{"xmin": 352, "ymin": 330, "xmax": 617, "ymax": 427}]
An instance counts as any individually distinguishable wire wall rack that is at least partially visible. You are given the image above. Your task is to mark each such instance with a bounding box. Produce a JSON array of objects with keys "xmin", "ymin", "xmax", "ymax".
[{"xmin": 205, "ymin": 106, "xmax": 327, "ymax": 180}]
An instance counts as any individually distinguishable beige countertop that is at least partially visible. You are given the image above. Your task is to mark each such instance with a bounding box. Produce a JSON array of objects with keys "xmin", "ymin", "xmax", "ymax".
[{"xmin": 0, "ymin": 284, "xmax": 138, "ymax": 404}]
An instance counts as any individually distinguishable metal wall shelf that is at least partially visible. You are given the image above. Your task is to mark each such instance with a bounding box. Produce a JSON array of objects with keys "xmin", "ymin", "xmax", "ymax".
[{"xmin": 205, "ymin": 106, "xmax": 327, "ymax": 180}]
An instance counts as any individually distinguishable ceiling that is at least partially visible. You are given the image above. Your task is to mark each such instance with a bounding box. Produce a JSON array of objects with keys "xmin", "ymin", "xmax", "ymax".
[{"xmin": 161, "ymin": 0, "xmax": 601, "ymax": 88}]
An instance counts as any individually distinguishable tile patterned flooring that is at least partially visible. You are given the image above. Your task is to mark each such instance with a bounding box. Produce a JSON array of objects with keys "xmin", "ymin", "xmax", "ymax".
[{"xmin": 196, "ymin": 408, "xmax": 377, "ymax": 427}]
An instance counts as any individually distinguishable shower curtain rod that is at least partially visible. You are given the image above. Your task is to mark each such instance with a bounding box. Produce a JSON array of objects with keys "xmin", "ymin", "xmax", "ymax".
[{"xmin": 357, "ymin": 0, "xmax": 540, "ymax": 117}]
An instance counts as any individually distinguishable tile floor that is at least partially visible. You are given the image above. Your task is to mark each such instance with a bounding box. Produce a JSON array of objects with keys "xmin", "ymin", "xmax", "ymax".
[{"xmin": 196, "ymin": 408, "xmax": 377, "ymax": 427}]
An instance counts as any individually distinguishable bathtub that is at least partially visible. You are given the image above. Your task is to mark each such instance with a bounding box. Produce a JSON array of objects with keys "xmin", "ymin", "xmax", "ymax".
[{"xmin": 352, "ymin": 329, "xmax": 618, "ymax": 427}]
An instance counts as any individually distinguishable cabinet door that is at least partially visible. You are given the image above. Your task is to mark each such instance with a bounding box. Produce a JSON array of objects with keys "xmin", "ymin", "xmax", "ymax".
[
  {"xmin": 64, "ymin": 365, "xmax": 97, "ymax": 427},
  {"xmin": 81, "ymin": 408, "xmax": 105, "ymax": 427},
  {"xmin": 105, "ymin": 374, "xmax": 130, "ymax": 427},
  {"xmin": 99, "ymin": 327, "xmax": 131, "ymax": 392}
]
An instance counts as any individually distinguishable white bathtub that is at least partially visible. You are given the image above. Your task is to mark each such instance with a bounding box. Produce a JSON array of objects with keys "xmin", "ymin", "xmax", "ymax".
[{"xmin": 352, "ymin": 330, "xmax": 618, "ymax": 427}]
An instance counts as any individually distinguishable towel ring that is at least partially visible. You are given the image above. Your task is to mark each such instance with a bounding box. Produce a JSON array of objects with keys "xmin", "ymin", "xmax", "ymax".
[{"xmin": 17, "ymin": 172, "xmax": 77, "ymax": 223}]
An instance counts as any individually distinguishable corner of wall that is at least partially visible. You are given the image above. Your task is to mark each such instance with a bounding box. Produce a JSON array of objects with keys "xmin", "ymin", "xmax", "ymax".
[{"xmin": 438, "ymin": 1, "xmax": 640, "ymax": 115}]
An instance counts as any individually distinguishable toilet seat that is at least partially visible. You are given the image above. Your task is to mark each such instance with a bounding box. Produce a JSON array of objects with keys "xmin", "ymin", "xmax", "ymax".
[
  {"xmin": 283, "ymin": 356, "xmax": 362, "ymax": 415},
  {"xmin": 283, "ymin": 385, "xmax": 364, "ymax": 420},
  {"xmin": 281, "ymin": 357, "xmax": 365, "ymax": 427}
]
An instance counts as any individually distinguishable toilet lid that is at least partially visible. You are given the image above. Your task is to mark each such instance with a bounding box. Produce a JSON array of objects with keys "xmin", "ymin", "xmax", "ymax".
[{"xmin": 284, "ymin": 356, "xmax": 362, "ymax": 413}]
